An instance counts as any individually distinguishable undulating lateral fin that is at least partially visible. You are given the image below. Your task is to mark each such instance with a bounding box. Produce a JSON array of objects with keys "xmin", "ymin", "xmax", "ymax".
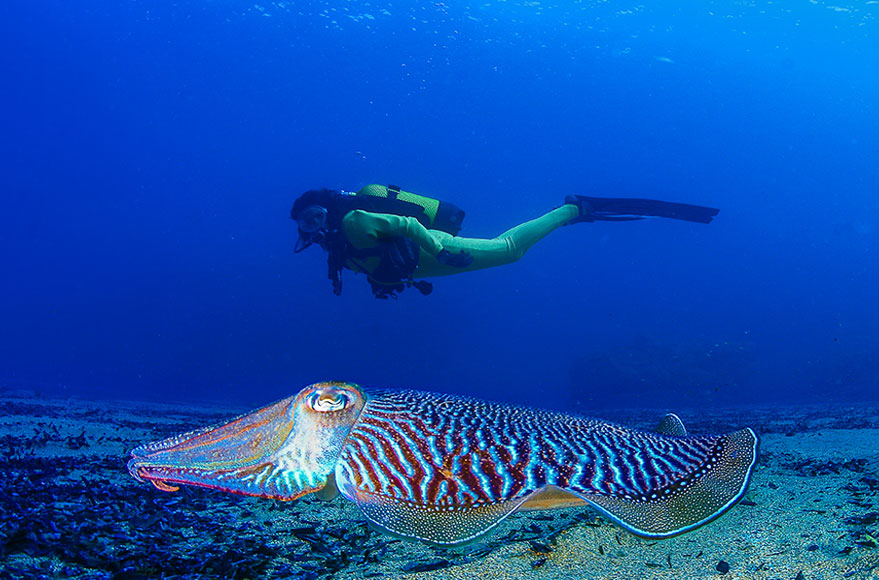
[
  {"xmin": 349, "ymin": 489, "xmax": 534, "ymax": 546},
  {"xmin": 656, "ymin": 412, "xmax": 687, "ymax": 437},
  {"xmin": 577, "ymin": 428, "xmax": 758, "ymax": 538},
  {"xmin": 519, "ymin": 485, "xmax": 587, "ymax": 511}
]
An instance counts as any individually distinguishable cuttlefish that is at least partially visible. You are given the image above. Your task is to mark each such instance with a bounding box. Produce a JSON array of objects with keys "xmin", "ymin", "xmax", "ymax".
[{"xmin": 128, "ymin": 382, "xmax": 757, "ymax": 546}]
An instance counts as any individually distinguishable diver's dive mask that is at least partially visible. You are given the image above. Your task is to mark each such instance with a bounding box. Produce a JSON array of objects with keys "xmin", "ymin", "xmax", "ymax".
[{"xmin": 294, "ymin": 205, "xmax": 329, "ymax": 253}]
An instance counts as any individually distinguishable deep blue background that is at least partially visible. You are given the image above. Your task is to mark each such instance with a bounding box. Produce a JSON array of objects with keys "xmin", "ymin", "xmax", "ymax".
[{"xmin": 2, "ymin": 1, "xmax": 877, "ymax": 411}]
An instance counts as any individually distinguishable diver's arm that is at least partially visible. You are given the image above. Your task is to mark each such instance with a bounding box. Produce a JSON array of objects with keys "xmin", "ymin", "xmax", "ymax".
[{"xmin": 342, "ymin": 210, "xmax": 444, "ymax": 255}]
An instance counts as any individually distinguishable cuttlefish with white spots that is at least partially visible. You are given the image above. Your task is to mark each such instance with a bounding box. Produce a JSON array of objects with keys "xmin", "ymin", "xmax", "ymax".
[{"xmin": 128, "ymin": 382, "xmax": 758, "ymax": 546}]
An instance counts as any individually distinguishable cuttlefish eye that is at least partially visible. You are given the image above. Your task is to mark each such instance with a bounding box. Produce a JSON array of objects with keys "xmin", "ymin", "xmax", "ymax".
[{"xmin": 308, "ymin": 390, "xmax": 350, "ymax": 413}]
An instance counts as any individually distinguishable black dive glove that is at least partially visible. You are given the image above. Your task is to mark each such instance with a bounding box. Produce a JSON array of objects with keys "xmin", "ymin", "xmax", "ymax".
[{"xmin": 436, "ymin": 249, "xmax": 474, "ymax": 268}]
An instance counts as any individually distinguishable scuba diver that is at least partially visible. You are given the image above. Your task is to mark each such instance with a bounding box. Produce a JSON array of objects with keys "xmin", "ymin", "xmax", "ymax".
[{"xmin": 290, "ymin": 184, "xmax": 719, "ymax": 299}]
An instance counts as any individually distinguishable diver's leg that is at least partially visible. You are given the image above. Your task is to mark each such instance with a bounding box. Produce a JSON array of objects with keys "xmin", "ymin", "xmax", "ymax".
[
  {"xmin": 415, "ymin": 204, "xmax": 579, "ymax": 277},
  {"xmin": 494, "ymin": 204, "xmax": 580, "ymax": 258}
]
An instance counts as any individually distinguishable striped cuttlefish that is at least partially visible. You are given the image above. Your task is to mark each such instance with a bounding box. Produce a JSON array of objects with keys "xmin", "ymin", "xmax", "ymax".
[{"xmin": 128, "ymin": 382, "xmax": 758, "ymax": 546}]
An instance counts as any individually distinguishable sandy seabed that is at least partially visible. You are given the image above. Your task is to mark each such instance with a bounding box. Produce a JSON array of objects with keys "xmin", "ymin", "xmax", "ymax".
[{"xmin": 2, "ymin": 394, "xmax": 878, "ymax": 579}]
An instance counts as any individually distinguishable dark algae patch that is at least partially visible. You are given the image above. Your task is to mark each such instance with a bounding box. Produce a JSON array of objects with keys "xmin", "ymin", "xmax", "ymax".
[{"xmin": 1, "ymin": 456, "xmax": 279, "ymax": 578}]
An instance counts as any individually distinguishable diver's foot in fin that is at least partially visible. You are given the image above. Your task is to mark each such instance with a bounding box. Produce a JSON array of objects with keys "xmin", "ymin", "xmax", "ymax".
[
  {"xmin": 565, "ymin": 195, "xmax": 596, "ymax": 223},
  {"xmin": 565, "ymin": 195, "xmax": 719, "ymax": 224}
]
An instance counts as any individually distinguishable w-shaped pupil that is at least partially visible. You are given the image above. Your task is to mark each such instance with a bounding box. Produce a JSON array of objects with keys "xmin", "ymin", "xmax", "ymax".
[{"xmin": 312, "ymin": 391, "xmax": 348, "ymax": 412}]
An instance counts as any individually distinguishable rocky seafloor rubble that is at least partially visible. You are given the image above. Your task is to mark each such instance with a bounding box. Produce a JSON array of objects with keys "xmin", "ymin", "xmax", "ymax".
[{"xmin": 1, "ymin": 395, "xmax": 878, "ymax": 579}]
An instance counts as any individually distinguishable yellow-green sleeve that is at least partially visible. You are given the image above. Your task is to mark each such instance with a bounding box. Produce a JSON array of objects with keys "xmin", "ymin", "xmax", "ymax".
[{"xmin": 342, "ymin": 210, "xmax": 444, "ymax": 256}]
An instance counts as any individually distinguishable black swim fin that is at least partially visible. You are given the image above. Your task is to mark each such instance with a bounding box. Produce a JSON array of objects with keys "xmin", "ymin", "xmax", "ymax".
[{"xmin": 566, "ymin": 195, "xmax": 719, "ymax": 224}]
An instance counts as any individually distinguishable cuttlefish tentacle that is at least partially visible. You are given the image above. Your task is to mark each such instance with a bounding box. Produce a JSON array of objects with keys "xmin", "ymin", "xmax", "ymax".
[
  {"xmin": 128, "ymin": 382, "xmax": 757, "ymax": 547},
  {"xmin": 150, "ymin": 480, "xmax": 180, "ymax": 492}
]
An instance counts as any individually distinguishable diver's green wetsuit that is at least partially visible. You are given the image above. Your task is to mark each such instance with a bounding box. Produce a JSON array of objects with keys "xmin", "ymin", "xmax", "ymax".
[
  {"xmin": 291, "ymin": 184, "xmax": 718, "ymax": 296},
  {"xmin": 341, "ymin": 204, "xmax": 579, "ymax": 278}
]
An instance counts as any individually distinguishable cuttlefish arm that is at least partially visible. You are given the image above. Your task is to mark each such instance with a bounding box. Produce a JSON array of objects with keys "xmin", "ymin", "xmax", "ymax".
[
  {"xmin": 129, "ymin": 382, "xmax": 757, "ymax": 547},
  {"xmin": 127, "ymin": 382, "xmax": 364, "ymax": 500}
]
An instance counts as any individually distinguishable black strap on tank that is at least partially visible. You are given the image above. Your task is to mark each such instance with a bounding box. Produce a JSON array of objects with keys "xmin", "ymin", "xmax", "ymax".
[{"xmin": 386, "ymin": 184, "xmax": 401, "ymax": 200}]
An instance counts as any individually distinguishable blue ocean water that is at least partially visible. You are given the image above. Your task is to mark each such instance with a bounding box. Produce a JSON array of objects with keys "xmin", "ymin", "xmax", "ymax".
[{"xmin": 1, "ymin": 1, "xmax": 877, "ymax": 412}]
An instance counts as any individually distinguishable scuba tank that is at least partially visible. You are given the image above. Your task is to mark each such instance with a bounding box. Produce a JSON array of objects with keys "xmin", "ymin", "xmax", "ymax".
[
  {"xmin": 308, "ymin": 184, "xmax": 467, "ymax": 298},
  {"xmin": 356, "ymin": 184, "xmax": 466, "ymax": 235}
]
